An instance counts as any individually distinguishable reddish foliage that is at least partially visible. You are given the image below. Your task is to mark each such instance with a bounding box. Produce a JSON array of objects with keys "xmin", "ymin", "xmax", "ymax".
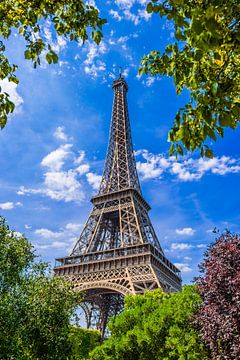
[{"xmin": 195, "ymin": 232, "xmax": 240, "ymax": 359}]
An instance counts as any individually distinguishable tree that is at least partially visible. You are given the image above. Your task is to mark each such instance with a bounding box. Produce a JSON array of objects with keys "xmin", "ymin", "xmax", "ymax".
[
  {"xmin": 195, "ymin": 232, "xmax": 240, "ymax": 359},
  {"xmin": 90, "ymin": 286, "xmax": 207, "ymax": 360},
  {"xmin": 69, "ymin": 326, "xmax": 101, "ymax": 360},
  {"xmin": 0, "ymin": 216, "xmax": 83, "ymax": 359},
  {"xmin": 0, "ymin": 0, "xmax": 106, "ymax": 129},
  {"xmin": 140, "ymin": 0, "xmax": 240, "ymax": 158}
]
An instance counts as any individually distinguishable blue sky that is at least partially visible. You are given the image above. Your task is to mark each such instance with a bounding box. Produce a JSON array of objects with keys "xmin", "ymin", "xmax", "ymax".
[{"xmin": 0, "ymin": 0, "xmax": 240, "ymax": 284}]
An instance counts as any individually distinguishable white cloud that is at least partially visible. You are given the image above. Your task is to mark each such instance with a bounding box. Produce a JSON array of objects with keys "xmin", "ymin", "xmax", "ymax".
[
  {"xmin": 135, "ymin": 149, "xmax": 240, "ymax": 182},
  {"xmin": 82, "ymin": 40, "xmax": 107, "ymax": 78},
  {"xmin": 84, "ymin": 61, "xmax": 106, "ymax": 78},
  {"xmin": 18, "ymin": 142, "xmax": 84, "ymax": 203},
  {"xmin": 184, "ymin": 256, "xmax": 192, "ymax": 261},
  {"xmin": 34, "ymin": 222, "xmax": 83, "ymax": 250},
  {"xmin": 17, "ymin": 134, "xmax": 101, "ymax": 202},
  {"xmin": 176, "ymin": 227, "xmax": 196, "ymax": 236},
  {"xmin": 35, "ymin": 228, "xmax": 63, "ymax": 239},
  {"xmin": 76, "ymin": 164, "xmax": 90, "ymax": 175},
  {"xmin": 53, "ymin": 126, "xmax": 68, "ymax": 142},
  {"xmin": 35, "ymin": 222, "xmax": 82, "ymax": 239},
  {"xmin": 137, "ymin": 8, "xmax": 151, "ymax": 21},
  {"xmin": 74, "ymin": 151, "xmax": 86, "ymax": 164},
  {"xmin": 137, "ymin": 161, "xmax": 163, "ymax": 180},
  {"xmin": 136, "ymin": 149, "xmax": 169, "ymax": 180},
  {"xmin": 123, "ymin": 9, "xmax": 140, "ymax": 25},
  {"xmin": 0, "ymin": 201, "xmax": 22, "ymax": 210},
  {"xmin": 145, "ymin": 77, "xmax": 155, "ymax": 87},
  {"xmin": 174, "ymin": 263, "xmax": 192, "ymax": 272},
  {"xmin": 65, "ymin": 223, "xmax": 82, "ymax": 232},
  {"xmin": 86, "ymin": 172, "xmax": 102, "ymax": 191},
  {"xmin": 113, "ymin": 0, "xmax": 152, "ymax": 25},
  {"xmin": 0, "ymin": 202, "xmax": 14, "ymax": 210},
  {"xmin": 109, "ymin": 9, "xmax": 122, "ymax": 21},
  {"xmin": 196, "ymin": 244, "xmax": 207, "ymax": 249},
  {"xmin": 122, "ymin": 68, "xmax": 130, "ymax": 77},
  {"xmin": 171, "ymin": 243, "xmax": 193, "ymax": 250},
  {"xmin": 41, "ymin": 144, "xmax": 72, "ymax": 171},
  {"xmin": 198, "ymin": 156, "xmax": 240, "ymax": 175},
  {"xmin": 42, "ymin": 170, "xmax": 85, "ymax": 202},
  {"xmin": 170, "ymin": 242, "xmax": 206, "ymax": 251},
  {"xmin": 84, "ymin": 41, "xmax": 107, "ymax": 65},
  {"xmin": 35, "ymin": 241, "xmax": 67, "ymax": 250},
  {"xmin": 0, "ymin": 79, "xmax": 24, "ymax": 113}
]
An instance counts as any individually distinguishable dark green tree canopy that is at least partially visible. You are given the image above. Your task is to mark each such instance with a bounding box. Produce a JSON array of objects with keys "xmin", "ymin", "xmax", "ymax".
[
  {"xmin": 90, "ymin": 286, "xmax": 207, "ymax": 360},
  {"xmin": 140, "ymin": 0, "xmax": 240, "ymax": 157},
  {"xmin": 0, "ymin": 216, "xmax": 84, "ymax": 360}
]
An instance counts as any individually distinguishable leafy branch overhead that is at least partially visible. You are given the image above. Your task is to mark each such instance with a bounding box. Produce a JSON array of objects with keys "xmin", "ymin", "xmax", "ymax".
[
  {"xmin": 0, "ymin": 0, "xmax": 107, "ymax": 129},
  {"xmin": 140, "ymin": 0, "xmax": 240, "ymax": 157}
]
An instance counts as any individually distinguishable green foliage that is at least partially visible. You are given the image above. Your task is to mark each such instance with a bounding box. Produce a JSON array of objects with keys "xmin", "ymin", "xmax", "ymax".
[
  {"xmin": 69, "ymin": 326, "xmax": 101, "ymax": 359},
  {"xmin": 140, "ymin": 0, "xmax": 240, "ymax": 157},
  {"xmin": 90, "ymin": 286, "xmax": 207, "ymax": 360},
  {"xmin": 0, "ymin": 0, "xmax": 107, "ymax": 128},
  {"xmin": 0, "ymin": 216, "xmax": 34, "ymax": 289},
  {"xmin": 0, "ymin": 216, "xmax": 82, "ymax": 360}
]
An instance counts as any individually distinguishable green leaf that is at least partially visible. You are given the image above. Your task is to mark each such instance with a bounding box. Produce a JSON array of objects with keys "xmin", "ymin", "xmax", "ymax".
[
  {"xmin": 191, "ymin": 19, "xmax": 203, "ymax": 35},
  {"xmin": 146, "ymin": 2, "xmax": 153, "ymax": 13},
  {"xmin": 92, "ymin": 30, "xmax": 102, "ymax": 45},
  {"xmin": 51, "ymin": 52, "xmax": 59, "ymax": 64},
  {"xmin": 46, "ymin": 53, "xmax": 52, "ymax": 64},
  {"xmin": 169, "ymin": 143, "xmax": 175, "ymax": 156},
  {"xmin": 205, "ymin": 148, "xmax": 213, "ymax": 158},
  {"xmin": 153, "ymin": 5, "xmax": 159, "ymax": 13},
  {"xmin": 211, "ymin": 82, "xmax": 218, "ymax": 96},
  {"xmin": 177, "ymin": 144, "xmax": 184, "ymax": 155},
  {"xmin": 0, "ymin": 116, "xmax": 7, "ymax": 129},
  {"xmin": 24, "ymin": 50, "xmax": 32, "ymax": 59},
  {"xmin": 219, "ymin": 113, "xmax": 234, "ymax": 127}
]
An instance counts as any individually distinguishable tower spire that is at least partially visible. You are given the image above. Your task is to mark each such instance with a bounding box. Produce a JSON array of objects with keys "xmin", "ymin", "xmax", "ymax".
[
  {"xmin": 118, "ymin": 66, "xmax": 122, "ymax": 78},
  {"xmin": 98, "ymin": 74, "xmax": 141, "ymax": 195}
]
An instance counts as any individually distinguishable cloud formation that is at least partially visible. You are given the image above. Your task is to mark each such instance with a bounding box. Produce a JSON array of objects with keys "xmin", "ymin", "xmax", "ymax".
[
  {"xmin": 17, "ymin": 128, "xmax": 101, "ymax": 203},
  {"xmin": 86, "ymin": 172, "xmax": 102, "ymax": 191},
  {"xmin": 53, "ymin": 126, "xmax": 69, "ymax": 142},
  {"xmin": 174, "ymin": 262, "xmax": 192, "ymax": 272},
  {"xmin": 175, "ymin": 227, "xmax": 196, "ymax": 236},
  {"xmin": 171, "ymin": 243, "xmax": 206, "ymax": 251},
  {"xmin": 0, "ymin": 201, "xmax": 22, "ymax": 210},
  {"xmin": 83, "ymin": 41, "xmax": 107, "ymax": 78},
  {"xmin": 135, "ymin": 149, "xmax": 240, "ymax": 182},
  {"xmin": 111, "ymin": 0, "xmax": 151, "ymax": 25},
  {"xmin": 41, "ymin": 144, "xmax": 72, "ymax": 171},
  {"xmin": 34, "ymin": 222, "xmax": 83, "ymax": 250}
]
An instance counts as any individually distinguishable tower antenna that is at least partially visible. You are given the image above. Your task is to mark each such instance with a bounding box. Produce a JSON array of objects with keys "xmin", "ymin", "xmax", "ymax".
[{"xmin": 118, "ymin": 66, "xmax": 122, "ymax": 78}]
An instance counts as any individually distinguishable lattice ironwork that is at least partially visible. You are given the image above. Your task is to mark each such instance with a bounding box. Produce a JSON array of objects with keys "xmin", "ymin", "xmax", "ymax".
[{"xmin": 54, "ymin": 75, "xmax": 182, "ymax": 337}]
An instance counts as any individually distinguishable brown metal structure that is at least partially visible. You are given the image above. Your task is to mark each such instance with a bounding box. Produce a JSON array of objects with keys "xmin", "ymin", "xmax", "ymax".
[{"xmin": 54, "ymin": 75, "xmax": 181, "ymax": 336}]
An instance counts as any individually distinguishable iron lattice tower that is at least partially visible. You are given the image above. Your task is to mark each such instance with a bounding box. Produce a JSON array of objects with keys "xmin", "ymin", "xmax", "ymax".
[{"xmin": 54, "ymin": 75, "xmax": 181, "ymax": 336}]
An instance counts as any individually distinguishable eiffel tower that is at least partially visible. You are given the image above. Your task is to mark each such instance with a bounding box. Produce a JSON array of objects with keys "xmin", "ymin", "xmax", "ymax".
[{"xmin": 54, "ymin": 74, "xmax": 181, "ymax": 336}]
